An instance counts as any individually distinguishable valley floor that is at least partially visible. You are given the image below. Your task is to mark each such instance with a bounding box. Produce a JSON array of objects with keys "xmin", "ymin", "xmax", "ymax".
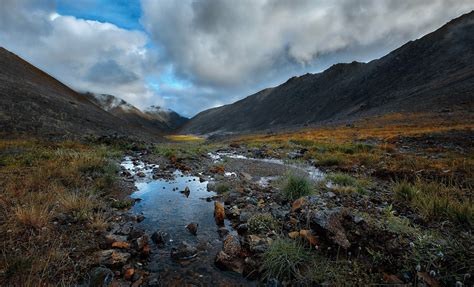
[{"xmin": 0, "ymin": 112, "xmax": 472, "ymax": 286}]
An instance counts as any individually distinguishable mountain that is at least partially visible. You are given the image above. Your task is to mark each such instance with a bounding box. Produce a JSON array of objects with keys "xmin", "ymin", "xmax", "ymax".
[
  {"xmin": 0, "ymin": 47, "xmax": 184, "ymax": 139},
  {"xmin": 145, "ymin": 106, "xmax": 189, "ymax": 131},
  {"xmin": 181, "ymin": 11, "xmax": 474, "ymax": 135},
  {"xmin": 84, "ymin": 93, "xmax": 188, "ymax": 133}
]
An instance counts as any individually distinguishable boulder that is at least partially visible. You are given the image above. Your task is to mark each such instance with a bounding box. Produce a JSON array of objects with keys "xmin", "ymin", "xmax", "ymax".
[
  {"xmin": 311, "ymin": 207, "xmax": 350, "ymax": 248},
  {"xmin": 223, "ymin": 235, "xmax": 241, "ymax": 256},
  {"xmin": 214, "ymin": 202, "xmax": 225, "ymax": 225},
  {"xmin": 151, "ymin": 231, "xmax": 169, "ymax": 247}
]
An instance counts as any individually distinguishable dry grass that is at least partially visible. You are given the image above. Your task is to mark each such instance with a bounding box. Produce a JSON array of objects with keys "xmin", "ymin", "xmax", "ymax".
[
  {"xmin": 164, "ymin": 134, "xmax": 205, "ymax": 142},
  {"xmin": 236, "ymin": 112, "xmax": 473, "ymax": 186},
  {"xmin": 0, "ymin": 139, "xmax": 123, "ymax": 285}
]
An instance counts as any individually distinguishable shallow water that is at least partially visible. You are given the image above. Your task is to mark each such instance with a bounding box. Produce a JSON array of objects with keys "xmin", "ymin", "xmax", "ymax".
[{"xmin": 121, "ymin": 157, "xmax": 250, "ymax": 285}]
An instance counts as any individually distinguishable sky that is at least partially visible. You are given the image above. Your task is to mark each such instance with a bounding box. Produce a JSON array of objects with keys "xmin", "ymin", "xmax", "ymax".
[{"xmin": 1, "ymin": 1, "xmax": 473, "ymax": 117}]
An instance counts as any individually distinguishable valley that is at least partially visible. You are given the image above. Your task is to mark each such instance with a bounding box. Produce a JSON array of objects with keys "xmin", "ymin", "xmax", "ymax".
[{"xmin": 0, "ymin": 8, "xmax": 473, "ymax": 287}]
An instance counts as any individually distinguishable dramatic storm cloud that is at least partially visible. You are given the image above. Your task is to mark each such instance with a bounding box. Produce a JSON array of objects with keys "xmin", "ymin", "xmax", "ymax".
[{"xmin": 1, "ymin": 0, "xmax": 474, "ymax": 116}]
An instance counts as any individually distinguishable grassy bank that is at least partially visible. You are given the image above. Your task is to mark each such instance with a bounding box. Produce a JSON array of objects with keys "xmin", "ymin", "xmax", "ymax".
[{"xmin": 0, "ymin": 139, "xmax": 125, "ymax": 285}]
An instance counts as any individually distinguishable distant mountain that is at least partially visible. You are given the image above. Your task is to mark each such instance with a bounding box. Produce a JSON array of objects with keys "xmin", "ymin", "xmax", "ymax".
[
  {"xmin": 84, "ymin": 93, "xmax": 188, "ymax": 133},
  {"xmin": 182, "ymin": 11, "xmax": 474, "ymax": 135},
  {"xmin": 145, "ymin": 106, "xmax": 189, "ymax": 131},
  {"xmin": 0, "ymin": 47, "xmax": 186, "ymax": 139}
]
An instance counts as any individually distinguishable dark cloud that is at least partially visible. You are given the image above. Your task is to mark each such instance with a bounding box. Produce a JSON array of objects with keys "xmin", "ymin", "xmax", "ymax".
[{"xmin": 141, "ymin": 0, "xmax": 474, "ymax": 116}]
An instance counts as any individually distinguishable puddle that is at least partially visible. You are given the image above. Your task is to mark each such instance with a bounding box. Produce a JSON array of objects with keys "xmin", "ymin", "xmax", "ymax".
[{"xmin": 120, "ymin": 158, "xmax": 249, "ymax": 285}]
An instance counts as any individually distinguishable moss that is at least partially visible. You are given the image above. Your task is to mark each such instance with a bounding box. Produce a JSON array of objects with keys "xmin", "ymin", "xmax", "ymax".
[{"xmin": 248, "ymin": 213, "xmax": 278, "ymax": 233}]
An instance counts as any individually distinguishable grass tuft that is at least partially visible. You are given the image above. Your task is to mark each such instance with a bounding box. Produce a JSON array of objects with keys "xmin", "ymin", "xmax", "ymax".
[
  {"xmin": 262, "ymin": 238, "xmax": 310, "ymax": 281},
  {"xmin": 282, "ymin": 173, "xmax": 313, "ymax": 201}
]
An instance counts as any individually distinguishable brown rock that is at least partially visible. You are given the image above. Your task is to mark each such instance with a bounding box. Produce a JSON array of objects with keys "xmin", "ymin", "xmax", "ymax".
[
  {"xmin": 299, "ymin": 229, "xmax": 319, "ymax": 247},
  {"xmin": 95, "ymin": 250, "xmax": 131, "ymax": 266},
  {"xmin": 186, "ymin": 222, "xmax": 198, "ymax": 235},
  {"xmin": 214, "ymin": 202, "xmax": 225, "ymax": 225},
  {"xmin": 223, "ymin": 235, "xmax": 241, "ymax": 256},
  {"xmin": 288, "ymin": 231, "xmax": 300, "ymax": 239},
  {"xmin": 112, "ymin": 242, "xmax": 130, "ymax": 249},
  {"xmin": 291, "ymin": 197, "xmax": 307, "ymax": 212},
  {"xmin": 124, "ymin": 268, "xmax": 135, "ymax": 281}
]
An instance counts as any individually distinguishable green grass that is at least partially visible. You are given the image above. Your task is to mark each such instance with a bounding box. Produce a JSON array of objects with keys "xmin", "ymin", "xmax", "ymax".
[
  {"xmin": 326, "ymin": 172, "xmax": 372, "ymax": 194},
  {"xmin": 262, "ymin": 239, "xmax": 310, "ymax": 281},
  {"xmin": 282, "ymin": 173, "xmax": 313, "ymax": 201},
  {"xmin": 392, "ymin": 180, "xmax": 473, "ymax": 227}
]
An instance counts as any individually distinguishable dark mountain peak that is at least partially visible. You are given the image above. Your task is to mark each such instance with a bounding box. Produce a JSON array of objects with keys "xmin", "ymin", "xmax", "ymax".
[{"xmin": 182, "ymin": 11, "xmax": 474, "ymax": 135}]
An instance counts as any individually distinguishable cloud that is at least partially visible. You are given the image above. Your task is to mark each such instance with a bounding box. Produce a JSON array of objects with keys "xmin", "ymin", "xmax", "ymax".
[
  {"xmin": 0, "ymin": 0, "xmax": 163, "ymax": 109},
  {"xmin": 1, "ymin": 0, "xmax": 474, "ymax": 117},
  {"xmin": 141, "ymin": 0, "xmax": 474, "ymax": 110}
]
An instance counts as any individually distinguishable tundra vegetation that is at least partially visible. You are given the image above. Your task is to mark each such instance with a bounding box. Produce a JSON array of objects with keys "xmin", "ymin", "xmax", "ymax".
[{"xmin": 0, "ymin": 112, "xmax": 472, "ymax": 286}]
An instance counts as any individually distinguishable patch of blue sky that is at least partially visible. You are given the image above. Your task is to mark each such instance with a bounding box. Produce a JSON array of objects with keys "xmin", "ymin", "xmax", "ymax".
[{"xmin": 56, "ymin": 0, "xmax": 143, "ymax": 31}]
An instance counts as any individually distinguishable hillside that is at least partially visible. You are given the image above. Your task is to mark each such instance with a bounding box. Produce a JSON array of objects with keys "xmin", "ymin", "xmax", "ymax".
[
  {"xmin": 181, "ymin": 11, "xmax": 474, "ymax": 135},
  {"xmin": 0, "ymin": 48, "xmax": 177, "ymax": 139}
]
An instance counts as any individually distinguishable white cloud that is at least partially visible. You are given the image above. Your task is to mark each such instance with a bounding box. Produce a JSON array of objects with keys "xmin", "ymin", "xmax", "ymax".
[
  {"xmin": 141, "ymin": 0, "xmax": 474, "ymax": 89},
  {"xmin": 0, "ymin": 0, "xmax": 163, "ymax": 109}
]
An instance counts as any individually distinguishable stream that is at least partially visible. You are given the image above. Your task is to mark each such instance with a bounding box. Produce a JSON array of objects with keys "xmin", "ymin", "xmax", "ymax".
[{"xmin": 120, "ymin": 152, "xmax": 326, "ymax": 285}]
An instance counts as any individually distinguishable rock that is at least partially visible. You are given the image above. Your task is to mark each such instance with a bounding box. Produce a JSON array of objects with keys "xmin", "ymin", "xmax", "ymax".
[
  {"xmin": 291, "ymin": 197, "xmax": 307, "ymax": 212},
  {"xmin": 239, "ymin": 211, "xmax": 253, "ymax": 223},
  {"xmin": 105, "ymin": 234, "xmax": 128, "ymax": 244},
  {"xmin": 325, "ymin": 191, "xmax": 336, "ymax": 198},
  {"xmin": 288, "ymin": 231, "xmax": 300, "ymax": 239},
  {"xmin": 383, "ymin": 273, "xmax": 404, "ymax": 284},
  {"xmin": 236, "ymin": 223, "xmax": 249, "ymax": 235},
  {"xmin": 218, "ymin": 227, "xmax": 229, "ymax": 237},
  {"xmin": 124, "ymin": 268, "xmax": 135, "ymax": 281},
  {"xmin": 136, "ymin": 215, "xmax": 145, "ymax": 222},
  {"xmin": 311, "ymin": 207, "xmax": 350, "ymax": 249},
  {"xmin": 171, "ymin": 241, "xmax": 198, "ymax": 260},
  {"xmin": 215, "ymin": 251, "xmax": 244, "ymax": 274},
  {"xmin": 299, "ymin": 229, "xmax": 319, "ymax": 247},
  {"xmin": 136, "ymin": 235, "xmax": 149, "ymax": 250},
  {"xmin": 223, "ymin": 235, "xmax": 241, "ymax": 256},
  {"xmin": 240, "ymin": 172, "xmax": 252, "ymax": 181},
  {"xmin": 226, "ymin": 205, "xmax": 240, "ymax": 218},
  {"xmin": 214, "ymin": 202, "xmax": 225, "ymax": 225},
  {"xmin": 111, "ymin": 241, "xmax": 130, "ymax": 249},
  {"xmin": 186, "ymin": 222, "xmax": 198, "ymax": 235},
  {"xmin": 89, "ymin": 267, "xmax": 114, "ymax": 287},
  {"xmin": 136, "ymin": 171, "xmax": 145, "ymax": 178},
  {"xmin": 151, "ymin": 231, "xmax": 169, "ymax": 247},
  {"xmin": 95, "ymin": 250, "xmax": 131, "ymax": 266},
  {"xmin": 182, "ymin": 186, "xmax": 190, "ymax": 197},
  {"xmin": 207, "ymin": 182, "xmax": 216, "ymax": 191},
  {"xmin": 247, "ymin": 235, "xmax": 271, "ymax": 253},
  {"xmin": 288, "ymin": 151, "xmax": 303, "ymax": 159}
]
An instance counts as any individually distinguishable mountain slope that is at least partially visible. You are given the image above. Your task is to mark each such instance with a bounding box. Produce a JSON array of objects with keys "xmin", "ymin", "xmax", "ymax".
[
  {"xmin": 84, "ymin": 93, "xmax": 188, "ymax": 133},
  {"xmin": 182, "ymin": 11, "xmax": 474, "ymax": 135},
  {"xmin": 0, "ymin": 48, "xmax": 180, "ymax": 139}
]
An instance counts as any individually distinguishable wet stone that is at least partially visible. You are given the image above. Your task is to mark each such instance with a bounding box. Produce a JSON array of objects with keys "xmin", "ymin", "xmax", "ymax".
[
  {"xmin": 171, "ymin": 241, "xmax": 198, "ymax": 260},
  {"xmin": 151, "ymin": 231, "xmax": 169, "ymax": 247}
]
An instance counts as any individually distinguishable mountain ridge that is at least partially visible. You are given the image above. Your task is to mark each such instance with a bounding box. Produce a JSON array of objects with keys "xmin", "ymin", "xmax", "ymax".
[{"xmin": 181, "ymin": 11, "xmax": 474, "ymax": 135}]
